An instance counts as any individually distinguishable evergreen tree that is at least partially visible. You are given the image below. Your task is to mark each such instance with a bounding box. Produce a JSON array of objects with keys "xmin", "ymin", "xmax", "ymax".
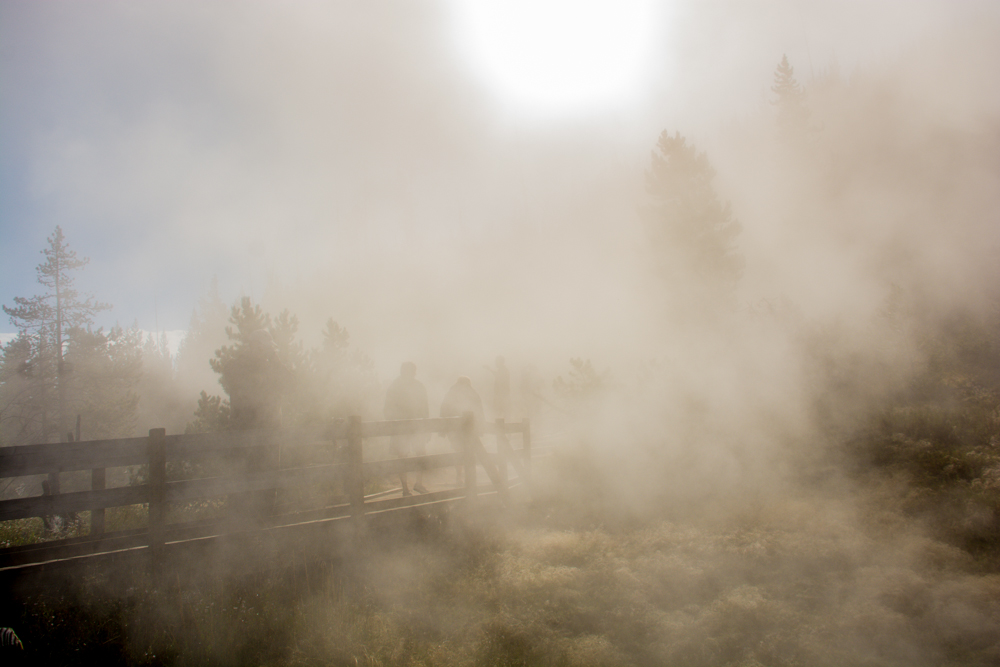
[
  {"xmin": 305, "ymin": 318, "xmax": 379, "ymax": 421},
  {"xmin": 771, "ymin": 54, "xmax": 812, "ymax": 138},
  {"xmin": 63, "ymin": 324, "xmax": 142, "ymax": 439},
  {"xmin": 0, "ymin": 334, "xmax": 43, "ymax": 446},
  {"xmin": 643, "ymin": 131, "xmax": 744, "ymax": 311},
  {"xmin": 207, "ymin": 298, "xmax": 292, "ymax": 430},
  {"xmin": 175, "ymin": 277, "xmax": 229, "ymax": 400},
  {"xmin": 136, "ymin": 330, "xmax": 185, "ymax": 434},
  {"xmin": 270, "ymin": 309, "xmax": 306, "ymax": 377},
  {"xmin": 171, "ymin": 277, "xmax": 231, "ymax": 435},
  {"xmin": 185, "ymin": 390, "xmax": 231, "ymax": 434},
  {"xmin": 1, "ymin": 227, "xmax": 111, "ymax": 442},
  {"xmin": 187, "ymin": 300, "xmax": 379, "ymax": 432}
]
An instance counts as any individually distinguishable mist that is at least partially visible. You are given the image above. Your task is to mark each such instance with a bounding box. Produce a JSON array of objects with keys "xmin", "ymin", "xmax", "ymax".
[
  {"xmin": 3, "ymin": 1, "xmax": 1000, "ymax": 664},
  {"xmin": 4, "ymin": 1, "xmax": 993, "ymax": 350}
]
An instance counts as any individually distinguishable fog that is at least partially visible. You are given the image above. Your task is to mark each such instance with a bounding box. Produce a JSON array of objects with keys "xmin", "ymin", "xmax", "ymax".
[
  {"xmin": 6, "ymin": 1, "xmax": 997, "ymax": 366},
  {"xmin": 3, "ymin": 0, "xmax": 1000, "ymax": 663}
]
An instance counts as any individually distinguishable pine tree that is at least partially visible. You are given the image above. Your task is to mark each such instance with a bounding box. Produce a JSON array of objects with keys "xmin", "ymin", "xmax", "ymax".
[
  {"xmin": 187, "ymin": 301, "xmax": 379, "ymax": 432},
  {"xmin": 270, "ymin": 309, "xmax": 306, "ymax": 376},
  {"xmin": 2, "ymin": 227, "xmax": 111, "ymax": 442},
  {"xmin": 771, "ymin": 54, "xmax": 811, "ymax": 138},
  {"xmin": 643, "ymin": 131, "xmax": 744, "ymax": 311},
  {"xmin": 175, "ymin": 277, "xmax": 230, "ymax": 427},
  {"xmin": 208, "ymin": 298, "xmax": 292, "ymax": 430},
  {"xmin": 136, "ymin": 330, "xmax": 184, "ymax": 434},
  {"xmin": 63, "ymin": 324, "xmax": 142, "ymax": 439},
  {"xmin": 185, "ymin": 390, "xmax": 231, "ymax": 434},
  {"xmin": 0, "ymin": 334, "xmax": 41, "ymax": 446},
  {"xmin": 176, "ymin": 277, "xmax": 229, "ymax": 374},
  {"xmin": 306, "ymin": 319, "xmax": 379, "ymax": 421}
]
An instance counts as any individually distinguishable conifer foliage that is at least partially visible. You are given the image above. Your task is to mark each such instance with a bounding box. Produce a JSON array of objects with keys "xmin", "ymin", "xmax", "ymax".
[
  {"xmin": 643, "ymin": 131, "xmax": 744, "ymax": 309},
  {"xmin": 0, "ymin": 227, "xmax": 124, "ymax": 444},
  {"xmin": 3, "ymin": 227, "xmax": 112, "ymax": 343},
  {"xmin": 306, "ymin": 318, "xmax": 379, "ymax": 420},
  {"xmin": 63, "ymin": 324, "xmax": 142, "ymax": 440},
  {"xmin": 187, "ymin": 298, "xmax": 379, "ymax": 433},
  {"xmin": 771, "ymin": 54, "xmax": 812, "ymax": 138},
  {"xmin": 207, "ymin": 298, "xmax": 293, "ymax": 430}
]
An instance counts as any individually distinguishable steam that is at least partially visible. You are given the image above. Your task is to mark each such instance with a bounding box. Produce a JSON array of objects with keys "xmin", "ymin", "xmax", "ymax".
[{"xmin": 4, "ymin": 1, "xmax": 1000, "ymax": 663}]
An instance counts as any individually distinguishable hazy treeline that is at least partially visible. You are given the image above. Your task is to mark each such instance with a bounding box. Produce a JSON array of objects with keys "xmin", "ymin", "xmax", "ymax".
[{"xmin": 0, "ymin": 265, "xmax": 382, "ymax": 448}]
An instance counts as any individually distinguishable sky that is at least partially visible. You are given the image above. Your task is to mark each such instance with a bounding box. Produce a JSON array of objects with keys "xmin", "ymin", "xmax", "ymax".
[{"xmin": 2, "ymin": 0, "xmax": 998, "ymax": 377}]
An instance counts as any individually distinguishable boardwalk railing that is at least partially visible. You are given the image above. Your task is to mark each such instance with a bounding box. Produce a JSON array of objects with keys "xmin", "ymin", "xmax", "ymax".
[{"xmin": 0, "ymin": 414, "xmax": 530, "ymax": 569}]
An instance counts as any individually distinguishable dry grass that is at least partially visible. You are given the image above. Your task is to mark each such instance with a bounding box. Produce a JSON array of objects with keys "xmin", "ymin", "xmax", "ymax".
[
  {"xmin": 6, "ymin": 481, "xmax": 1000, "ymax": 666},
  {"xmin": 271, "ymin": 487, "xmax": 1000, "ymax": 667},
  {"xmin": 6, "ymin": 394, "xmax": 1000, "ymax": 665}
]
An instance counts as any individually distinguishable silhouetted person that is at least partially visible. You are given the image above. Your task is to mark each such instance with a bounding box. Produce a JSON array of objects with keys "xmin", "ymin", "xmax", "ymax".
[
  {"xmin": 484, "ymin": 355, "xmax": 510, "ymax": 419},
  {"xmin": 384, "ymin": 362, "xmax": 430, "ymax": 495},
  {"xmin": 440, "ymin": 376, "xmax": 485, "ymax": 486}
]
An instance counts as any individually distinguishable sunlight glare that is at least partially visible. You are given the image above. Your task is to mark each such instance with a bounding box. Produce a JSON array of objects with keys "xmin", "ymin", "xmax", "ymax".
[{"xmin": 452, "ymin": 0, "xmax": 657, "ymax": 117}]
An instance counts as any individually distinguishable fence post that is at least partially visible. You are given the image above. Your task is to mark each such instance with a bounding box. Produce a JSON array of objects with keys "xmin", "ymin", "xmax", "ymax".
[
  {"xmin": 245, "ymin": 430, "xmax": 278, "ymax": 523},
  {"xmin": 41, "ymin": 476, "xmax": 59, "ymax": 534},
  {"xmin": 148, "ymin": 428, "xmax": 167, "ymax": 550},
  {"xmin": 45, "ymin": 432, "xmax": 63, "ymax": 533},
  {"xmin": 347, "ymin": 416, "xmax": 364, "ymax": 527},
  {"xmin": 496, "ymin": 418, "xmax": 508, "ymax": 489},
  {"xmin": 462, "ymin": 411, "xmax": 477, "ymax": 504},
  {"xmin": 91, "ymin": 466, "xmax": 106, "ymax": 536},
  {"xmin": 522, "ymin": 418, "xmax": 532, "ymax": 484}
]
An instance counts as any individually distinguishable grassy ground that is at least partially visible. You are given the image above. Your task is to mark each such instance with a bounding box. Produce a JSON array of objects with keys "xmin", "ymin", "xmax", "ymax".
[
  {"xmin": 845, "ymin": 391, "xmax": 1000, "ymax": 568},
  {"xmin": 0, "ymin": 504, "xmax": 151, "ymax": 548},
  {"xmin": 5, "ymin": 476, "xmax": 1000, "ymax": 666},
  {"xmin": 5, "ymin": 390, "xmax": 1000, "ymax": 665}
]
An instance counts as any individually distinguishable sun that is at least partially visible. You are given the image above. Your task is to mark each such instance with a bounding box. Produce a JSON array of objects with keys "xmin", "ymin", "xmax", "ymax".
[{"xmin": 450, "ymin": 0, "xmax": 658, "ymax": 118}]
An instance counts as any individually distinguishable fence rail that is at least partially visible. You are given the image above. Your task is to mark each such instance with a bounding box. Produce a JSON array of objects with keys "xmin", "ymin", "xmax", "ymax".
[{"xmin": 0, "ymin": 414, "xmax": 531, "ymax": 570}]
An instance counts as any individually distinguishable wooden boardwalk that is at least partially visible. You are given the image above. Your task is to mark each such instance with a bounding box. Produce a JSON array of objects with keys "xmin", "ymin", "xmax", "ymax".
[{"xmin": 0, "ymin": 414, "xmax": 531, "ymax": 591}]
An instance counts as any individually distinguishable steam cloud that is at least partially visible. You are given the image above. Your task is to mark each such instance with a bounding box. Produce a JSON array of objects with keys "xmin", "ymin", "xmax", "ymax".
[{"xmin": 3, "ymin": 1, "xmax": 1000, "ymax": 664}]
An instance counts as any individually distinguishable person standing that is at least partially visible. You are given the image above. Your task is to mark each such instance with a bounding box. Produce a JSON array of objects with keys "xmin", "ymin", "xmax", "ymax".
[
  {"xmin": 440, "ymin": 376, "xmax": 485, "ymax": 486},
  {"xmin": 484, "ymin": 355, "xmax": 511, "ymax": 419},
  {"xmin": 384, "ymin": 362, "xmax": 430, "ymax": 495}
]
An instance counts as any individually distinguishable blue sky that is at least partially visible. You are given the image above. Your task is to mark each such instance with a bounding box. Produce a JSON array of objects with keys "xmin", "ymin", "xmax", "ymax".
[
  {"xmin": 0, "ymin": 3, "xmax": 259, "ymax": 333},
  {"xmin": 2, "ymin": 1, "xmax": 996, "ymax": 371}
]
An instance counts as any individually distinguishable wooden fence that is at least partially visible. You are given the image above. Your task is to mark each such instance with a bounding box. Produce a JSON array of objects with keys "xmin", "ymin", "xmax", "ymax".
[{"xmin": 0, "ymin": 414, "xmax": 531, "ymax": 571}]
